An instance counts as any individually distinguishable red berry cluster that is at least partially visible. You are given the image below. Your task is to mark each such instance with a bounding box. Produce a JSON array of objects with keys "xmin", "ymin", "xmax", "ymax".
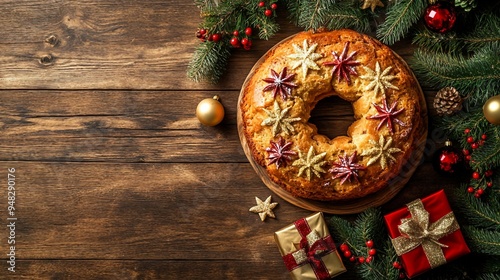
[
  {"xmin": 230, "ymin": 27, "xmax": 253, "ymax": 50},
  {"xmin": 196, "ymin": 28, "xmax": 222, "ymax": 43},
  {"xmin": 393, "ymin": 261, "xmax": 406, "ymax": 279},
  {"xmin": 258, "ymin": 1, "xmax": 278, "ymax": 17},
  {"xmin": 463, "ymin": 128, "xmax": 494, "ymax": 198},
  {"xmin": 339, "ymin": 240, "xmax": 377, "ymax": 265}
]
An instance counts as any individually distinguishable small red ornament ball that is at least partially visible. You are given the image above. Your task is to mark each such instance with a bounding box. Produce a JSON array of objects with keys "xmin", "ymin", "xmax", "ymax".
[
  {"xmin": 487, "ymin": 182, "xmax": 493, "ymax": 188},
  {"xmin": 264, "ymin": 9, "xmax": 272, "ymax": 17},
  {"xmin": 343, "ymin": 250, "xmax": 352, "ymax": 258},
  {"xmin": 271, "ymin": 3, "xmax": 278, "ymax": 9},
  {"xmin": 230, "ymin": 37, "xmax": 240, "ymax": 47},
  {"xmin": 349, "ymin": 256, "xmax": 356, "ymax": 262},
  {"xmin": 258, "ymin": 1, "xmax": 265, "ymax": 7},
  {"xmin": 472, "ymin": 171, "xmax": 481, "ymax": 179},
  {"xmin": 432, "ymin": 142, "xmax": 465, "ymax": 176},
  {"xmin": 369, "ymin": 249, "xmax": 377, "ymax": 256},
  {"xmin": 424, "ymin": 2, "xmax": 457, "ymax": 33},
  {"xmin": 466, "ymin": 136, "xmax": 474, "ymax": 143},
  {"xmin": 393, "ymin": 261, "xmax": 402, "ymax": 269},
  {"xmin": 358, "ymin": 257, "xmax": 365, "ymax": 264},
  {"xmin": 471, "ymin": 142, "xmax": 479, "ymax": 149},
  {"xmin": 467, "ymin": 186, "xmax": 475, "ymax": 193},
  {"xmin": 366, "ymin": 256, "xmax": 373, "ymax": 263},
  {"xmin": 477, "ymin": 188, "xmax": 484, "ymax": 195},
  {"xmin": 366, "ymin": 240, "xmax": 374, "ymax": 248},
  {"xmin": 464, "ymin": 128, "xmax": 470, "ymax": 134},
  {"xmin": 212, "ymin": 33, "xmax": 221, "ymax": 42}
]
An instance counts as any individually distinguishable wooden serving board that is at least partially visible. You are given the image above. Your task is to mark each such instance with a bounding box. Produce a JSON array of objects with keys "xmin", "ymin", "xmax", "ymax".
[{"xmin": 237, "ymin": 34, "xmax": 428, "ymax": 215}]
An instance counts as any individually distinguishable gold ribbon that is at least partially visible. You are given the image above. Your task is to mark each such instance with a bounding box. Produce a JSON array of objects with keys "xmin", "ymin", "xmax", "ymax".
[{"xmin": 391, "ymin": 199, "xmax": 460, "ymax": 268}]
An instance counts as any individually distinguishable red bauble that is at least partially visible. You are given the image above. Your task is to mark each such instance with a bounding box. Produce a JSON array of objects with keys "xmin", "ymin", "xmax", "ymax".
[
  {"xmin": 424, "ymin": 2, "xmax": 457, "ymax": 33},
  {"xmin": 432, "ymin": 141, "xmax": 465, "ymax": 176},
  {"xmin": 264, "ymin": 9, "xmax": 272, "ymax": 17}
]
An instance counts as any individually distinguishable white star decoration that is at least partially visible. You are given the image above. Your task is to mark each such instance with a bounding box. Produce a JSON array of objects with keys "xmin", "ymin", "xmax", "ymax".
[
  {"xmin": 261, "ymin": 100, "xmax": 301, "ymax": 136},
  {"xmin": 360, "ymin": 61, "xmax": 399, "ymax": 97},
  {"xmin": 249, "ymin": 195, "xmax": 278, "ymax": 221},
  {"xmin": 287, "ymin": 39, "xmax": 323, "ymax": 79}
]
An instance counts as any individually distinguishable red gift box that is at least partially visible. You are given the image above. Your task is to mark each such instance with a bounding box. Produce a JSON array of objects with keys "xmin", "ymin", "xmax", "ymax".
[{"xmin": 384, "ymin": 189, "xmax": 470, "ymax": 278}]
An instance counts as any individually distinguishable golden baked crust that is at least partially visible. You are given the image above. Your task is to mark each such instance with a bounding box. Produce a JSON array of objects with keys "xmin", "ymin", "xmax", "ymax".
[{"xmin": 240, "ymin": 29, "xmax": 427, "ymax": 201}]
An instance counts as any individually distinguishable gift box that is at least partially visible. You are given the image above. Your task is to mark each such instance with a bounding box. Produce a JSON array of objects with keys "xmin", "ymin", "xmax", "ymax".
[
  {"xmin": 384, "ymin": 189, "xmax": 470, "ymax": 278},
  {"xmin": 274, "ymin": 212, "xmax": 346, "ymax": 280}
]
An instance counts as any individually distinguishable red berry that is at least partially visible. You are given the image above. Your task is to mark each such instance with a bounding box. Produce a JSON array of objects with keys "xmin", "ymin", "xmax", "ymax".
[
  {"xmin": 485, "ymin": 170, "xmax": 493, "ymax": 177},
  {"xmin": 369, "ymin": 249, "xmax": 377, "ymax": 256},
  {"xmin": 199, "ymin": 28, "xmax": 207, "ymax": 35},
  {"xmin": 366, "ymin": 256, "xmax": 373, "ymax": 263},
  {"xmin": 464, "ymin": 128, "xmax": 470, "ymax": 134},
  {"xmin": 474, "ymin": 192, "xmax": 482, "ymax": 198},
  {"xmin": 393, "ymin": 261, "xmax": 401, "ymax": 269},
  {"xmin": 467, "ymin": 186, "xmax": 475, "ymax": 193},
  {"xmin": 472, "ymin": 142, "xmax": 479, "ymax": 149},
  {"xmin": 271, "ymin": 3, "xmax": 278, "ymax": 9},
  {"xmin": 245, "ymin": 27, "xmax": 252, "ymax": 36},
  {"xmin": 482, "ymin": 134, "xmax": 487, "ymax": 140},
  {"xmin": 243, "ymin": 39, "xmax": 252, "ymax": 50},
  {"xmin": 477, "ymin": 188, "xmax": 484, "ymax": 195},
  {"xmin": 233, "ymin": 30, "xmax": 239, "ymax": 37},
  {"xmin": 463, "ymin": 149, "xmax": 470, "ymax": 155},
  {"xmin": 207, "ymin": 34, "xmax": 214, "ymax": 41},
  {"xmin": 212, "ymin": 33, "xmax": 221, "ymax": 42},
  {"xmin": 487, "ymin": 182, "xmax": 493, "ymax": 188},
  {"xmin": 264, "ymin": 9, "xmax": 272, "ymax": 17},
  {"xmin": 349, "ymin": 256, "xmax": 356, "ymax": 262},
  {"xmin": 340, "ymin": 243, "xmax": 349, "ymax": 252},
  {"xmin": 358, "ymin": 257, "xmax": 365, "ymax": 264},
  {"xmin": 467, "ymin": 136, "xmax": 474, "ymax": 143},
  {"xmin": 472, "ymin": 172, "xmax": 481, "ymax": 179},
  {"xmin": 241, "ymin": 37, "xmax": 249, "ymax": 46},
  {"xmin": 365, "ymin": 240, "xmax": 374, "ymax": 248},
  {"xmin": 466, "ymin": 155, "xmax": 471, "ymax": 161},
  {"xmin": 343, "ymin": 250, "xmax": 352, "ymax": 258},
  {"xmin": 399, "ymin": 272, "xmax": 406, "ymax": 279},
  {"xmin": 230, "ymin": 37, "xmax": 240, "ymax": 47},
  {"xmin": 258, "ymin": 1, "xmax": 265, "ymax": 7}
]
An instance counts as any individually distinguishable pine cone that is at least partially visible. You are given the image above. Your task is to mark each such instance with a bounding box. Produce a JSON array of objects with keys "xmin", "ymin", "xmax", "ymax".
[
  {"xmin": 454, "ymin": 0, "xmax": 477, "ymax": 12},
  {"xmin": 433, "ymin": 87, "xmax": 463, "ymax": 115}
]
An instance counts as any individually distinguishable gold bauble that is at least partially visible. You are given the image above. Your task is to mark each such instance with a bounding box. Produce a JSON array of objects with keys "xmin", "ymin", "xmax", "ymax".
[
  {"xmin": 483, "ymin": 95, "xmax": 500, "ymax": 125},
  {"xmin": 196, "ymin": 95, "xmax": 225, "ymax": 126}
]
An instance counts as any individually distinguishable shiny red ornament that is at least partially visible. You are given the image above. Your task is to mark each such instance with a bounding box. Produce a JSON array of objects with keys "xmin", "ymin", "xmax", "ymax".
[
  {"xmin": 245, "ymin": 27, "xmax": 252, "ymax": 36},
  {"xmin": 340, "ymin": 243, "xmax": 349, "ymax": 252},
  {"xmin": 212, "ymin": 33, "xmax": 221, "ymax": 42},
  {"xmin": 466, "ymin": 136, "xmax": 474, "ymax": 143},
  {"xmin": 258, "ymin": 1, "xmax": 265, "ymax": 7},
  {"xmin": 365, "ymin": 240, "xmax": 374, "ymax": 248},
  {"xmin": 467, "ymin": 186, "xmax": 474, "ymax": 193},
  {"xmin": 271, "ymin": 3, "xmax": 278, "ymax": 9},
  {"xmin": 358, "ymin": 257, "xmax": 365, "ymax": 264},
  {"xmin": 487, "ymin": 182, "xmax": 493, "ymax": 188},
  {"xmin": 464, "ymin": 128, "xmax": 470, "ymax": 134},
  {"xmin": 343, "ymin": 250, "xmax": 352, "ymax": 258},
  {"xmin": 369, "ymin": 249, "xmax": 377, "ymax": 256},
  {"xmin": 472, "ymin": 172, "xmax": 481, "ymax": 179},
  {"xmin": 264, "ymin": 9, "xmax": 272, "ymax": 17},
  {"xmin": 432, "ymin": 141, "xmax": 465, "ymax": 176},
  {"xmin": 424, "ymin": 2, "xmax": 457, "ymax": 33}
]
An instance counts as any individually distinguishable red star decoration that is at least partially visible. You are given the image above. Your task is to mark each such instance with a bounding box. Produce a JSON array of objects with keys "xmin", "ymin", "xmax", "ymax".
[
  {"xmin": 329, "ymin": 152, "xmax": 365, "ymax": 185},
  {"xmin": 262, "ymin": 67, "xmax": 298, "ymax": 100},
  {"xmin": 367, "ymin": 98, "xmax": 405, "ymax": 133},
  {"xmin": 323, "ymin": 42, "xmax": 360, "ymax": 85},
  {"xmin": 265, "ymin": 137, "xmax": 297, "ymax": 169}
]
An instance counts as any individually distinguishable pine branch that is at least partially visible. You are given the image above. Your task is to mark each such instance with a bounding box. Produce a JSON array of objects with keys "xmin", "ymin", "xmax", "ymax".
[
  {"xmin": 413, "ymin": 12, "xmax": 500, "ymax": 54},
  {"xmin": 462, "ymin": 226, "xmax": 500, "ymax": 255},
  {"xmin": 452, "ymin": 188, "xmax": 500, "ymax": 231},
  {"xmin": 286, "ymin": 0, "xmax": 370, "ymax": 32},
  {"xmin": 187, "ymin": 42, "xmax": 231, "ymax": 83},
  {"xmin": 377, "ymin": 0, "xmax": 426, "ymax": 45},
  {"xmin": 411, "ymin": 46, "xmax": 500, "ymax": 106}
]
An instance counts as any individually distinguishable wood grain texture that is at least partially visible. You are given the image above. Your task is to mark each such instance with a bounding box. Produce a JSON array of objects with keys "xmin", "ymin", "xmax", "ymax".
[{"xmin": 0, "ymin": 0, "xmax": 451, "ymax": 279}]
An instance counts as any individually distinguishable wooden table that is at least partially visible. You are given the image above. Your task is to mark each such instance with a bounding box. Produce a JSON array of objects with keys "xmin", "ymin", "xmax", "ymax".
[{"xmin": 0, "ymin": 1, "xmax": 459, "ymax": 279}]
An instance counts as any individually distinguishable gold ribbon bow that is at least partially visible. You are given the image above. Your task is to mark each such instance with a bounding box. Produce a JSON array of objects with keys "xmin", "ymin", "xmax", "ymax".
[{"xmin": 391, "ymin": 199, "xmax": 460, "ymax": 268}]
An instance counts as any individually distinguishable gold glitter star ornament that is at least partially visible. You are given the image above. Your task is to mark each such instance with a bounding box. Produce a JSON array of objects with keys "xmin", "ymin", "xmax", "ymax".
[
  {"xmin": 361, "ymin": 0, "xmax": 384, "ymax": 12},
  {"xmin": 249, "ymin": 195, "xmax": 278, "ymax": 221}
]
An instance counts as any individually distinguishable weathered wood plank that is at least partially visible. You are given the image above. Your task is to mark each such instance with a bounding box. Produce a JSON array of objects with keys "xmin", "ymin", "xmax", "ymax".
[
  {"xmin": 7, "ymin": 260, "xmax": 290, "ymax": 280},
  {"xmin": 0, "ymin": 89, "xmax": 436, "ymax": 163},
  {"xmin": 0, "ymin": 1, "xmax": 420, "ymax": 91}
]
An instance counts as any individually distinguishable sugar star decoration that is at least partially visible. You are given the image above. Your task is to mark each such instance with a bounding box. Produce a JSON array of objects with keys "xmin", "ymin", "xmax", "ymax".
[
  {"xmin": 329, "ymin": 151, "xmax": 366, "ymax": 185},
  {"xmin": 361, "ymin": 136, "xmax": 402, "ymax": 169},
  {"xmin": 324, "ymin": 42, "xmax": 360, "ymax": 85},
  {"xmin": 292, "ymin": 146, "xmax": 328, "ymax": 181},
  {"xmin": 261, "ymin": 100, "xmax": 301, "ymax": 136},
  {"xmin": 266, "ymin": 137, "xmax": 297, "ymax": 169},
  {"xmin": 262, "ymin": 67, "xmax": 298, "ymax": 100},
  {"xmin": 367, "ymin": 98, "xmax": 406, "ymax": 133},
  {"xmin": 359, "ymin": 61, "xmax": 399, "ymax": 97},
  {"xmin": 287, "ymin": 39, "xmax": 322, "ymax": 79},
  {"xmin": 249, "ymin": 195, "xmax": 278, "ymax": 221},
  {"xmin": 361, "ymin": 0, "xmax": 384, "ymax": 12}
]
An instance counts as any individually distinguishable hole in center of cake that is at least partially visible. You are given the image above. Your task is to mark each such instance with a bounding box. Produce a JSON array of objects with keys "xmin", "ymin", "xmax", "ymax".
[{"xmin": 309, "ymin": 95, "xmax": 355, "ymax": 140}]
